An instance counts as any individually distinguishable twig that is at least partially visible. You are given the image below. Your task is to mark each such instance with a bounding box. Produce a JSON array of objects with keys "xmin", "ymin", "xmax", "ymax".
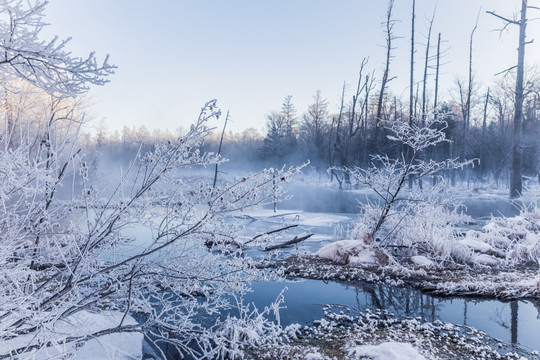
[
  {"xmin": 486, "ymin": 10, "xmax": 519, "ymax": 25},
  {"xmin": 244, "ymin": 224, "xmax": 299, "ymax": 246},
  {"xmin": 212, "ymin": 110, "xmax": 229, "ymax": 189},
  {"xmin": 264, "ymin": 233, "xmax": 313, "ymax": 251}
]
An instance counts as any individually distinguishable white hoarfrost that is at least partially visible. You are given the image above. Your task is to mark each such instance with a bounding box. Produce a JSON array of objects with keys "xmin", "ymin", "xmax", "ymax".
[
  {"xmin": 320, "ymin": 117, "xmax": 476, "ymax": 268},
  {"xmin": 0, "ymin": 2, "xmax": 309, "ymax": 357},
  {"xmin": 0, "ymin": 1, "xmax": 114, "ymax": 96},
  {"xmin": 314, "ymin": 116, "xmax": 540, "ymax": 300},
  {"xmin": 0, "ymin": 96, "xmax": 304, "ymax": 358},
  {"xmin": 459, "ymin": 210, "xmax": 540, "ymax": 267}
]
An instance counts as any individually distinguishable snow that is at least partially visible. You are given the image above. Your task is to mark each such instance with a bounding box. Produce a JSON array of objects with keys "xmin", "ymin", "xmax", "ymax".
[
  {"xmin": 282, "ymin": 213, "xmax": 350, "ymax": 227},
  {"xmin": 304, "ymin": 351, "xmax": 325, "ymax": 360},
  {"xmin": 347, "ymin": 342, "xmax": 425, "ymax": 360},
  {"xmin": 315, "ymin": 240, "xmax": 377, "ymax": 264},
  {"xmin": 0, "ymin": 311, "xmax": 142, "ymax": 360},
  {"xmin": 349, "ymin": 248, "xmax": 378, "ymax": 265},
  {"xmin": 238, "ymin": 209, "xmax": 350, "ymax": 227},
  {"xmin": 474, "ymin": 253, "xmax": 500, "ymax": 266},
  {"xmin": 461, "ymin": 236, "xmax": 495, "ymax": 253},
  {"xmin": 410, "ymin": 255, "xmax": 434, "ymax": 268}
]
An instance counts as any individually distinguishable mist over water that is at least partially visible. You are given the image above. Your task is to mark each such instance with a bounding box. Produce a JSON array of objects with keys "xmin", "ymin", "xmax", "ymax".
[{"xmin": 272, "ymin": 183, "xmax": 524, "ymax": 219}]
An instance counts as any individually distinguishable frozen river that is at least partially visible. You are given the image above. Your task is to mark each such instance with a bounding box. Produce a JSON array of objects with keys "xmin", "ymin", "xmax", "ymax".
[{"xmin": 236, "ymin": 184, "xmax": 540, "ymax": 354}]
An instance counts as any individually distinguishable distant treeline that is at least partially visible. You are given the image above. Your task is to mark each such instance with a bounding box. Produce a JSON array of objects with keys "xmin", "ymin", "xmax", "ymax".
[{"xmin": 88, "ymin": 76, "xmax": 540, "ymax": 189}]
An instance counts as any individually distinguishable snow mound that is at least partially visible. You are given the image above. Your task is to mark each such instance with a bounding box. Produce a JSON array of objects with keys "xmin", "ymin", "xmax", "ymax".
[
  {"xmin": 347, "ymin": 342, "xmax": 425, "ymax": 360},
  {"xmin": 411, "ymin": 255, "xmax": 434, "ymax": 268},
  {"xmin": 305, "ymin": 351, "xmax": 325, "ymax": 360},
  {"xmin": 315, "ymin": 240, "xmax": 377, "ymax": 265},
  {"xmin": 461, "ymin": 237, "xmax": 495, "ymax": 253},
  {"xmin": 474, "ymin": 253, "xmax": 500, "ymax": 266}
]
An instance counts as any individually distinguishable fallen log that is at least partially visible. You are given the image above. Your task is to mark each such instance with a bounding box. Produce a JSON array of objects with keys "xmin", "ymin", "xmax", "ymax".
[
  {"xmin": 244, "ymin": 224, "xmax": 299, "ymax": 246},
  {"xmin": 264, "ymin": 233, "xmax": 314, "ymax": 251}
]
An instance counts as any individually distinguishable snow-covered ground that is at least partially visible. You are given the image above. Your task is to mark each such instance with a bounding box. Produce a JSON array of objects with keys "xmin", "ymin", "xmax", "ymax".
[
  {"xmin": 0, "ymin": 311, "xmax": 142, "ymax": 359},
  {"xmin": 245, "ymin": 306, "xmax": 538, "ymax": 359}
]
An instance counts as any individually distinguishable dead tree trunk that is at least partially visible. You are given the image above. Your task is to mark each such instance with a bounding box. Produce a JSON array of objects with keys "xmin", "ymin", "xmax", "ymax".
[
  {"xmin": 212, "ymin": 111, "xmax": 229, "ymax": 189},
  {"xmin": 419, "ymin": 8, "xmax": 436, "ymax": 190},
  {"xmin": 408, "ymin": 0, "xmax": 416, "ymax": 189},
  {"xmin": 421, "ymin": 8, "xmax": 435, "ymax": 127},
  {"xmin": 463, "ymin": 16, "xmax": 479, "ymax": 172},
  {"xmin": 510, "ymin": 1, "xmax": 527, "ymax": 198},
  {"xmin": 433, "ymin": 33, "xmax": 441, "ymax": 112},
  {"xmin": 481, "ymin": 88, "xmax": 490, "ymax": 178},
  {"xmin": 488, "ymin": 1, "xmax": 528, "ymax": 197},
  {"xmin": 409, "ymin": 0, "xmax": 416, "ymax": 127},
  {"xmin": 375, "ymin": 0, "xmax": 396, "ymax": 147}
]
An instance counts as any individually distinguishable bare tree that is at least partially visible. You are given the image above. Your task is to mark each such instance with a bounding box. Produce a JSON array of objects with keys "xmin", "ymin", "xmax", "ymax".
[
  {"xmin": 300, "ymin": 90, "xmax": 329, "ymax": 170},
  {"xmin": 463, "ymin": 12, "xmax": 480, "ymax": 163},
  {"xmin": 481, "ymin": 88, "xmax": 490, "ymax": 178},
  {"xmin": 421, "ymin": 8, "xmax": 436, "ymax": 126},
  {"xmin": 340, "ymin": 117, "xmax": 474, "ymax": 244},
  {"xmin": 433, "ymin": 33, "xmax": 442, "ymax": 111},
  {"xmin": 375, "ymin": 0, "xmax": 397, "ymax": 131},
  {"xmin": 409, "ymin": 0, "xmax": 416, "ymax": 127},
  {"xmin": 488, "ymin": 0, "xmax": 530, "ymax": 197},
  {"xmin": 331, "ymin": 59, "xmax": 370, "ymax": 187}
]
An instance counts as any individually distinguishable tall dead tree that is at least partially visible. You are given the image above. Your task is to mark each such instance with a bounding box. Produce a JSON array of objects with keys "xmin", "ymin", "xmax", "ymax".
[
  {"xmin": 481, "ymin": 88, "xmax": 490, "ymax": 178},
  {"xmin": 362, "ymin": 70, "xmax": 376, "ymax": 167},
  {"xmin": 421, "ymin": 8, "xmax": 436, "ymax": 126},
  {"xmin": 418, "ymin": 8, "xmax": 436, "ymax": 190},
  {"xmin": 333, "ymin": 59, "xmax": 369, "ymax": 185},
  {"xmin": 488, "ymin": 0, "xmax": 529, "ymax": 197},
  {"xmin": 409, "ymin": 0, "xmax": 416, "ymax": 127},
  {"xmin": 407, "ymin": 0, "xmax": 416, "ymax": 189},
  {"xmin": 462, "ymin": 14, "xmax": 479, "ymax": 168},
  {"xmin": 375, "ymin": 0, "xmax": 396, "ymax": 132},
  {"xmin": 433, "ymin": 33, "xmax": 442, "ymax": 112}
]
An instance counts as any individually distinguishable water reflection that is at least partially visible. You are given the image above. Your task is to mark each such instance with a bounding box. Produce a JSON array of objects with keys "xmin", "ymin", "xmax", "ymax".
[{"xmin": 245, "ymin": 279, "xmax": 540, "ymax": 352}]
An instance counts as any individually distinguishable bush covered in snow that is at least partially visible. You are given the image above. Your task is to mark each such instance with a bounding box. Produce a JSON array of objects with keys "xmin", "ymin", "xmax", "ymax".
[{"xmin": 321, "ymin": 117, "xmax": 476, "ymax": 269}]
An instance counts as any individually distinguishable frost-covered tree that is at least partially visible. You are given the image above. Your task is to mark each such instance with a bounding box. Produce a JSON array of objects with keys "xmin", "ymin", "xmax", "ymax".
[
  {"xmin": 346, "ymin": 117, "xmax": 474, "ymax": 242},
  {"xmin": 322, "ymin": 116, "xmax": 475, "ymax": 267},
  {"xmin": 0, "ymin": 0, "xmax": 114, "ymax": 96},
  {"xmin": 0, "ymin": 2, "xmax": 298, "ymax": 358}
]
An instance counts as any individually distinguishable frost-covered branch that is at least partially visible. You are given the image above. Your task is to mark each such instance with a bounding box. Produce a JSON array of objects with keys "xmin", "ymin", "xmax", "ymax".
[
  {"xmin": 0, "ymin": 0, "xmax": 115, "ymax": 97},
  {"xmin": 340, "ymin": 116, "xmax": 475, "ymax": 242},
  {"xmin": 0, "ymin": 99, "xmax": 301, "ymax": 358}
]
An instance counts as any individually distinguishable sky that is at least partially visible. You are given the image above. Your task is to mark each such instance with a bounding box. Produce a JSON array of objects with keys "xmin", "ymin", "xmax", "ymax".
[{"xmin": 43, "ymin": 0, "xmax": 540, "ymax": 136}]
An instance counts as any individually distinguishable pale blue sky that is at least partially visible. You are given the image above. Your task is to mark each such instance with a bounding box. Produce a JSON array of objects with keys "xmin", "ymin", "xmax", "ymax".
[{"xmin": 43, "ymin": 0, "xmax": 540, "ymax": 135}]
